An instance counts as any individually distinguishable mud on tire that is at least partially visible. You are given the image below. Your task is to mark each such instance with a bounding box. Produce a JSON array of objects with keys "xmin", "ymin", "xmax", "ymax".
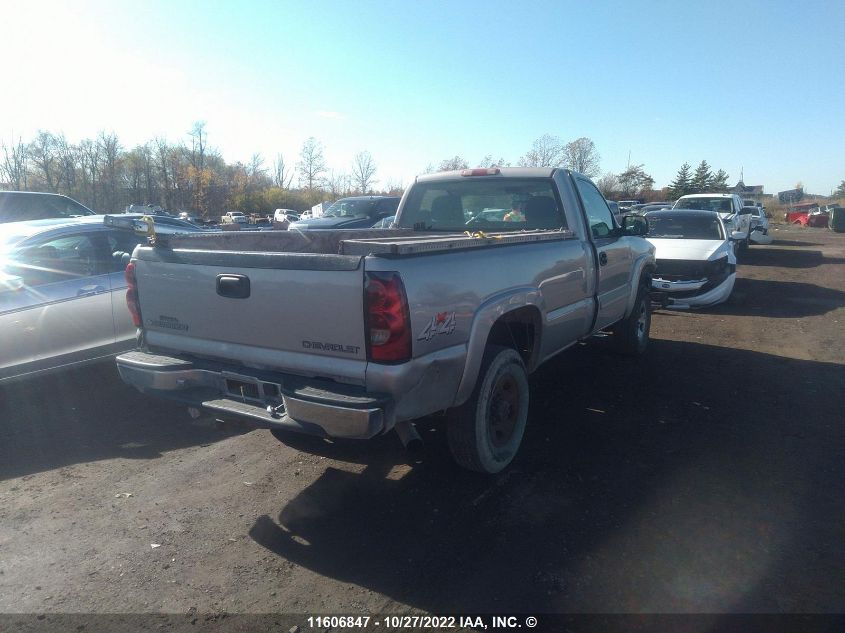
[{"xmin": 446, "ymin": 345, "xmax": 529, "ymax": 474}]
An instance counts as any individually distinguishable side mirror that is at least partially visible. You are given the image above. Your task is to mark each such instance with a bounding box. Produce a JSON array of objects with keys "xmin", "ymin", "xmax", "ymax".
[
  {"xmin": 622, "ymin": 215, "xmax": 648, "ymax": 236},
  {"xmin": 729, "ymin": 230, "xmax": 746, "ymax": 241}
]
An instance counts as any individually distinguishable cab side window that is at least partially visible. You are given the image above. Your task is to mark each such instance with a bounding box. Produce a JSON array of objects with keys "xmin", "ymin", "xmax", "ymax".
[
  {"xmin": 12, "ymin": 233, "xmax": 105, "ymax": 286},
  {"xmin": 575, "ymin": 178, "xmax": 615, "ymax": 239}
]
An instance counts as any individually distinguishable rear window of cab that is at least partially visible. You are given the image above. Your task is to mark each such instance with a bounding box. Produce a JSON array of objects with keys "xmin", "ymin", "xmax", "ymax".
[{"xmin": 397, "ymin": 178, "xmax": 566, "ymax": 232}]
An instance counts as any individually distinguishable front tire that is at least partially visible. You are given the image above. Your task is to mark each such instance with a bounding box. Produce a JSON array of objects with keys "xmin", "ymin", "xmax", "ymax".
[
  {"xmin": 613, "ymin": 283, "xmax": 651, "ymax": 355},
  {"xmin": 447, "ymin": 345, "xmax": 529, "ymax": 474}
]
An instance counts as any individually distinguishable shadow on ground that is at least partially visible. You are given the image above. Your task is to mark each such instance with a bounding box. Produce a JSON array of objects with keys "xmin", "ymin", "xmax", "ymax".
[
  {"xmin": 711, "ymin": 278, "xmax": 845, "ymax": 318},
  {"xmin": 740, "ymin": 247, "xmax": 845, "ymax": 269},
  {"xmin": 770, "ymin": 239, "xmax": 825, "ymax": 247},
  {"xmin": 0, "ymin": 362, "xmax": 246, "ymax": 481},
  {"xmin": 250, "ymin": 340, "xmax": 845, "ymax": 613}
]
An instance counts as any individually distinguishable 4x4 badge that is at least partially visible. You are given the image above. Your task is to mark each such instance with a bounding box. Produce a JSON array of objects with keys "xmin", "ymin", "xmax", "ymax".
[{"xmin": 418, "ymin": 311, "xmax": 456, "ymax": 341}]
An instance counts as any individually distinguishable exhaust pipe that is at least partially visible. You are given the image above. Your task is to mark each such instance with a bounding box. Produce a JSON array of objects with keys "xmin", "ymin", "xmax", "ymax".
[{"xmin": 395, "ymin": 421, "xmax": 423, "ymax": 453}]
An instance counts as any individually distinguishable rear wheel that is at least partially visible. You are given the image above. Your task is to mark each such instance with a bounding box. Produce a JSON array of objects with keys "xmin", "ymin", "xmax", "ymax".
[
  {"xmin": 447, "ymin": 345, "xmax": 529, "ymax": 474},
  {"xmin": 613, "ymin": 283, "xmax": 651, "ymax": 355}
]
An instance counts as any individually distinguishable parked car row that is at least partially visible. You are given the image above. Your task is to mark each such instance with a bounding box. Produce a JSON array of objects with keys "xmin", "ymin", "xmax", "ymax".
[
  {"xmin": 0, "ymin": 211, "xmax": 214, "ymax": 384},
  {"xmin": 0, "ymin": 177, "xmax": 795, "ymax": 400},
  {"xmin": 288, "ymin": 196, "xmax": 400, "ymax": 230}
]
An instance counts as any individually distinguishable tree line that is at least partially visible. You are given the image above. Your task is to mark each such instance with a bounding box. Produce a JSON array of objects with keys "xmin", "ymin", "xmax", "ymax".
[
  {"xmin": 664, "ymin": 160, "xmax": 731, "ymax": 200},
  {"xmin": 3, "ymin": 124, "xmax": 677, "ymax": 215},
  {"xmin": 0, "ymin": 123, "xmax": 397, "ymax": 218},
  {"xmin": 430, "ymin": 135, "xmax": 658, "ymax": 201}
]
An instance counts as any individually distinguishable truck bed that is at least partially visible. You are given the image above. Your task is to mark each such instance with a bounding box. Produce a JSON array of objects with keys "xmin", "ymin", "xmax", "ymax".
[{"xmin": 153, "ymin": 228, "xmax": 575, "ymax": 256}]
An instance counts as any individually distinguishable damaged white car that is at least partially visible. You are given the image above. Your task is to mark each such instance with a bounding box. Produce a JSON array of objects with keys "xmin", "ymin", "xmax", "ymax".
[{"xmin": 645, "ymin": 210, "xmax": 737, "ymax": 309}]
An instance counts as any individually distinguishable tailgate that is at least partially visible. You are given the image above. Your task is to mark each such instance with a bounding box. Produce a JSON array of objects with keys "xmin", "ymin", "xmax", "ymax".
[{"xmin": 133, "ymin": 248, "xmax": 368, "ymax": 382}]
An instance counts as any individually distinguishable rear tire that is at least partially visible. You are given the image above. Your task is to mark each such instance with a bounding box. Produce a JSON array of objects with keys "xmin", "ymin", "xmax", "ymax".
[
  {"xmin": 447, "ymin": 345, "xmax": 529, "ymax": 474},
  {"xmin": 613, "ymin": 283, "xmax": 651, "ymax": 355}
]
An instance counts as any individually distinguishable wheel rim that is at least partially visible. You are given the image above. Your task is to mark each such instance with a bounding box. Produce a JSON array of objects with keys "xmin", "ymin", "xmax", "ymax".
[
  {"xmin": 488, "ymin": 372, "xmax": 520, "ymax": 448},
  {"xmin": 636, "ymin": 299, "xmax": 648, "ymax": 343}
]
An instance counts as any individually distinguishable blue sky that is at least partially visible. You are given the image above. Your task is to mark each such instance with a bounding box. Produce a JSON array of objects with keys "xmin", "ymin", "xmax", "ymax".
[{"xmin": 3, "ymin": 0, "xmax": 843, "ymax": 194}]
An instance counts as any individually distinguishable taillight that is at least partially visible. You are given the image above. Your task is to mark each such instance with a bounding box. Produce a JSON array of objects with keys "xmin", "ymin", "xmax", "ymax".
[
  {"xmin": 365, "ymin": 272, "xmax": 411, "ymax": 363},
  {"xmin": 124, "ymin": 261, "xmax": 142, "ymax": 327}
]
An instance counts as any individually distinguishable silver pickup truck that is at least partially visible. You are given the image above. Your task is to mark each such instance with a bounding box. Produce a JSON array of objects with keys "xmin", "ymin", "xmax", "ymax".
[{"xmin": 116, "ymin": 168, "xmax": 655, "ymax": 473}]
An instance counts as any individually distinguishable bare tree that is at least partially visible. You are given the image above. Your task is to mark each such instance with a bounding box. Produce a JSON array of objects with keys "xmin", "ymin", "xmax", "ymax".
[
  {"xmin": 153, "ymin": 137, "xmax": 173, "ymax": 210},
  {"xmin": 245, "ymin": 152, "xmax": 268, "ymax": 191},
  {"xmin": 437, "ymin": 156, "xmax": 468, "ymax": 171},
  {"xmin": 1, "ymin": 137, "xmax": 29, "ymax": 190},
  {"xmin": 246, "ymin": 153, "xmax": 265, "ymax": 179},
  {"xmin": 384, "ymin": 178, "xmax": 404, "ymax": 196},
  {"xmin": 78, "ymin": 138, "xmax": 100, "ymax": 209},
  {"xmin": 272, "ymin": 153, "xmax": 295, "ymax": 189},
  {"xmin": 53, "ymin": 134, "xmax": 78, "ymax": 194},
  {"xmin": 188, "ymin": 121, "xmax": 207, "ymax": 170},
  {"xmin": 563, "ymin": 137, "xmax": 601, "ymax": 177},
  {"xmin": 297, "ymin": 137, "xmax": 327, "ymax": 192},
  {"xmin": 477, "ymin": 155, "xmax": 508, "ymax": 168},
  {"xmin": 325, "ymin": 170, "xmax": 351, "ymax": 199},
  {"xmin": 595, "ymin": 172, "xmax": 619, "ymax": 198},
  {"xmin": 518, "ymin": 134, "xmax": 565, "ymax": 167},
  {"xmin": 121, "ymin": 144, "xmax": 156, "ymax": 204},
  {"xmin": 185, "ymin": 122, "xmax": 212, "ymax": 214},
  {"xmin": 98, "ymin": 131, "xmax": 122, "ymax": 212},
  {"xmin": 140, "ymin": 144, "xmax": 155, "ymax": 203},
  {"xmin": 351, "ymin": 151, "xmax": 377, "ymax": 194},
  {"xmin": 29, "ymin": 130, "xmax": 62, "ymax": 192}
]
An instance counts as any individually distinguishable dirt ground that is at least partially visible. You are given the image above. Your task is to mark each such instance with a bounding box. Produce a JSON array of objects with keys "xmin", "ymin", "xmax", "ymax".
[{"xmin": 1, "ymin": 225, "xmax": 843, "ymax": 622}]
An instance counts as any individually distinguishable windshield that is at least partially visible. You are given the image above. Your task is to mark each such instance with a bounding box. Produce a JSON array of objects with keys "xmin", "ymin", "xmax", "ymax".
[
  {"xmin": 323, "ymin": 199, "xmax": 378, "ymax": 218},
  {"xmin": 646, "ymin": 214, "xmax": 724, "ymax": 240},
  {"xmin": 675, "ymin": 197, "xmax": 734, "ymax": 213},
  {"xmin": 397, "ymin": 178, "xmax": 565, "ymax": 232}
]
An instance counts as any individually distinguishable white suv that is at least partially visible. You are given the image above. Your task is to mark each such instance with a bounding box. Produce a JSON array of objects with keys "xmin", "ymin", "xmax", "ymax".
[{"xmin": 673, "ymin": 193, "xmax": 752, "ymax": 251}]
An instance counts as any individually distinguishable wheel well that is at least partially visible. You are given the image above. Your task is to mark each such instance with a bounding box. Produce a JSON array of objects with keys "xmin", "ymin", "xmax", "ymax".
[{"xmin": 486, "ymin": 307, "xmax": 541, "ymax": 371}]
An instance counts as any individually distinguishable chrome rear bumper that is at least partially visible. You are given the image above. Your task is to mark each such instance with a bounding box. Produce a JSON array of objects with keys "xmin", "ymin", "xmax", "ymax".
[{"xmin": 116, "ymin": 350, "xmax": 389, "ymax": 439}]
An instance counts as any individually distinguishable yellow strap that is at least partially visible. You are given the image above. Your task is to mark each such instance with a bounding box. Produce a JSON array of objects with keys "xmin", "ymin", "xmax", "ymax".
[
  {"xmin": 463, "ymin": 230, "xmax": 504, "ymax": 240},
  {"xmin": 140, "ymin": 215, "xmax": 157, "ymax": 244}
]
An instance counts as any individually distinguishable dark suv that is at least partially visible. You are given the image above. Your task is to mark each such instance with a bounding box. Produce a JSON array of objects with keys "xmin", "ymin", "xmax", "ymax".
[
  {"xmin": 0, "ymin": 191, "xmax": 96, "ymax": 223},
  {"xmin": 288, "ymin": 196, "xmax": 400, "ymax": 230}
]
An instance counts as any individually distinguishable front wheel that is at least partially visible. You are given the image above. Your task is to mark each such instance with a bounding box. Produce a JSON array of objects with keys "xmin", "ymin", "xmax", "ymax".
[
  {"xmin": 447, "ymin": 345, "xmax": 529, "ymax": 474},
  {"xmin": 613, "ymin": 283, "xmax": 651, "ymax": 355}
]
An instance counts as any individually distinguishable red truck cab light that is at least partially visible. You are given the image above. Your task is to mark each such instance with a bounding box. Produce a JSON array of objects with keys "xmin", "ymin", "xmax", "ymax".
[
  {"xmin": 461, "ymin": 168, "xmax": 500, "ymax": 177},
  {"xmin": 365, "ymin": 272, "xmax": 411, "ymax": 362}
]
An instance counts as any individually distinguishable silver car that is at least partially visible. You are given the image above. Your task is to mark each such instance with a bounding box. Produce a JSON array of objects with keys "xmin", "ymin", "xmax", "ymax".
[{"xmin": 0, "ymin": 215, "xmax": 201, "ymax": 383}]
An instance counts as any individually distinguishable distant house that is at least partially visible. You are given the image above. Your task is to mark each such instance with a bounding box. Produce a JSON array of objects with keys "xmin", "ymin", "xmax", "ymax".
[{"xmin": 729, "ymin": 180, "xmax": 765, "ymax": 203}]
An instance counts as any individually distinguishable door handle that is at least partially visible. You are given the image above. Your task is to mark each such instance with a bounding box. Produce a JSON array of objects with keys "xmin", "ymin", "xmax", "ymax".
[
  {"xmin": 216, "ymin": 274, "xmax": 251, "ymax": 299},
  {"xmin": 77, "ymin": 285, "xmax": 106, "ymax": 297},
  {"xmin": 599, "ymin": 252, "xmax": 608, "ymax": 266}
]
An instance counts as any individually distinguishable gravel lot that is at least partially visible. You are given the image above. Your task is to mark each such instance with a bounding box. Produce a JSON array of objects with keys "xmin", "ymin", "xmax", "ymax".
[{"xmin": 1, "ymin": 225, "xmax": 843, "ymax": 620}]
